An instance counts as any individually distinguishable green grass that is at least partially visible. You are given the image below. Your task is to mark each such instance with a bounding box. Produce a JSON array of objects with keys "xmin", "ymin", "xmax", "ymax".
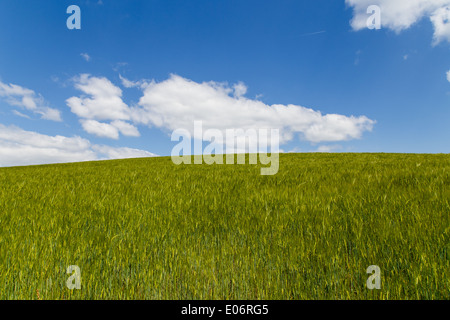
[{"xmin": 0, "ymin": 153, "xmax": 449, "ymax": 300}]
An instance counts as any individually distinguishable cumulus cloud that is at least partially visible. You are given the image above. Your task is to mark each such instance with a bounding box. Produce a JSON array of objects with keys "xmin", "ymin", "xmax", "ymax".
[
  {"xmin": 80, "ymin": 119, "xmax": 120, "ymax": 139},
  {"xmin": 66, "ymin": 74, "xmax": 140, "ymax": 139},
  {"xmin": 232, "ymin": 82, "xmax": 248, "ymax": 98},
  {"xmin": 0, "ymin": 81, "xmax": 62, "ymax": 121},
  {"xmin": 346, "ymin": 0, "xmax": 450, "ymax": 44},
  {"xmin": 67, "ymin": 74, "xmax": 131, "ymax": 121},
  {"xmin": 67, "ymin": 73, "xmax": 375, "ymax": 144},
  {"xmin": 111, "ymin": 120, "xmax": 140, "ymax": 137},
  {"xmin": 131, "ymin": 74, "xmax": 375, "ymax": 144},
  {"xmin": 0, "ymin": 124, "xmax": 156, "ymax": 167},
  {"xmin": 79, "ymin": 119, "xmax": 141, "ymax": 139},
  {"xmin": 447, "ymin": 70, "xmax": 450, "ymax": 82},
  {"xmin": 430, "ymin": 5, "xmax": 450, "ymax": 44}
]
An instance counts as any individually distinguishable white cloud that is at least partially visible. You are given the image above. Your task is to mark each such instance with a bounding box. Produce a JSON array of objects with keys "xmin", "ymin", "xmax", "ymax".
[
  {"xmin": 40, "ymin": 107, "xmax": 63, "ymax": 121},
  {"xmin": 0, "ymin": 124, "xmax": 156, "ymax": 167},
  {"xmin": 0, "ymin": 124, "xmax": 96, "ymax": 166},
  {"xmin": 12, "ymin": 110, "xmax": 31, "ymax": 119},
  {"xmin": 0, "ymin": 81, "xmax": 62, "ymax": 121},
  {"xmin": 131, "ymin": 74, "xmax": 375, "ymax": 144},
  {"xmin": 119, "ymin": 75, "xmax": 138, "ymax": 88},
  {"xmin": 80, "ymin": 119, "xmax": 120, "ymax": 139},
  {"xmin": 111, "ymin": 120, "xmax": 140, "ymax": 137},
  {"xmin": 346, "ymin": 0, "xmax": 450, "ymax": 44},
  {"xmin": 80, "ymin": 53, "xmax": 91, "ymax": 62},
  {"xmin": 119, "ymin": 74, "xmax": 149, "ymax": 89},
  {"xmin": 66, "ymin": 74, "xmax": 131, "ymax": 121},
  {"xmin": 288, "ymin": 147, "xmax": 302, "ymax": 153},
  {"xmin": 447, "ymin": 70, "xmax": 450, "ymax": 82},
  {"xmin": 430, "ymin": 5, "xmax": 450, "ymax": 44},
  {"xmin": 233, "ymin": 82, "xmax": 247, "ymax": 97},
  {"xmin": 92, "ymin": 145, "xmax": 154, "ymax": 159},
  {"xmin": 67, "ymin": 74, "xmax": 375, "ymax": 144},
  {"xmin": 314, "ymin": 145, "xmax": 343, "ymax": 153},
  {"xmin": 79, "ymin": 119, "xmax": 140, "ymax": 139},
  {"xmin": 66, "ymin": 74, "xmax": 141, "ymax": 139}
]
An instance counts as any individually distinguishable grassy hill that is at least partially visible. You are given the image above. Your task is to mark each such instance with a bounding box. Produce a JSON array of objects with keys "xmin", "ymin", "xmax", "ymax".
[{"xmin": 0, "ymin": 153, "xmax": 448, "ymax": 299}]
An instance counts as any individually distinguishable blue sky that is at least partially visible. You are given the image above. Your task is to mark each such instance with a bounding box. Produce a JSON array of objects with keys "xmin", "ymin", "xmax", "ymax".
[{"xmin": 0, "ymin": 0, "xmax": 449, "ymax": 166}]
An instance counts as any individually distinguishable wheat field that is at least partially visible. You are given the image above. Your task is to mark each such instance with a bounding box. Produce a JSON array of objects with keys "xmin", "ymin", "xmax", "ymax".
[{"xmin": 0, "ymin": 153, "xmax": 448, "ymax": 299}]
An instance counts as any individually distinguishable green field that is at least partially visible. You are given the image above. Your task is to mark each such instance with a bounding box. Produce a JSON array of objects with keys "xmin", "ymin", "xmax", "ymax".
[{"xmin": 0, "ymin": 153, "xmax": 448, "ymax": 300}]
